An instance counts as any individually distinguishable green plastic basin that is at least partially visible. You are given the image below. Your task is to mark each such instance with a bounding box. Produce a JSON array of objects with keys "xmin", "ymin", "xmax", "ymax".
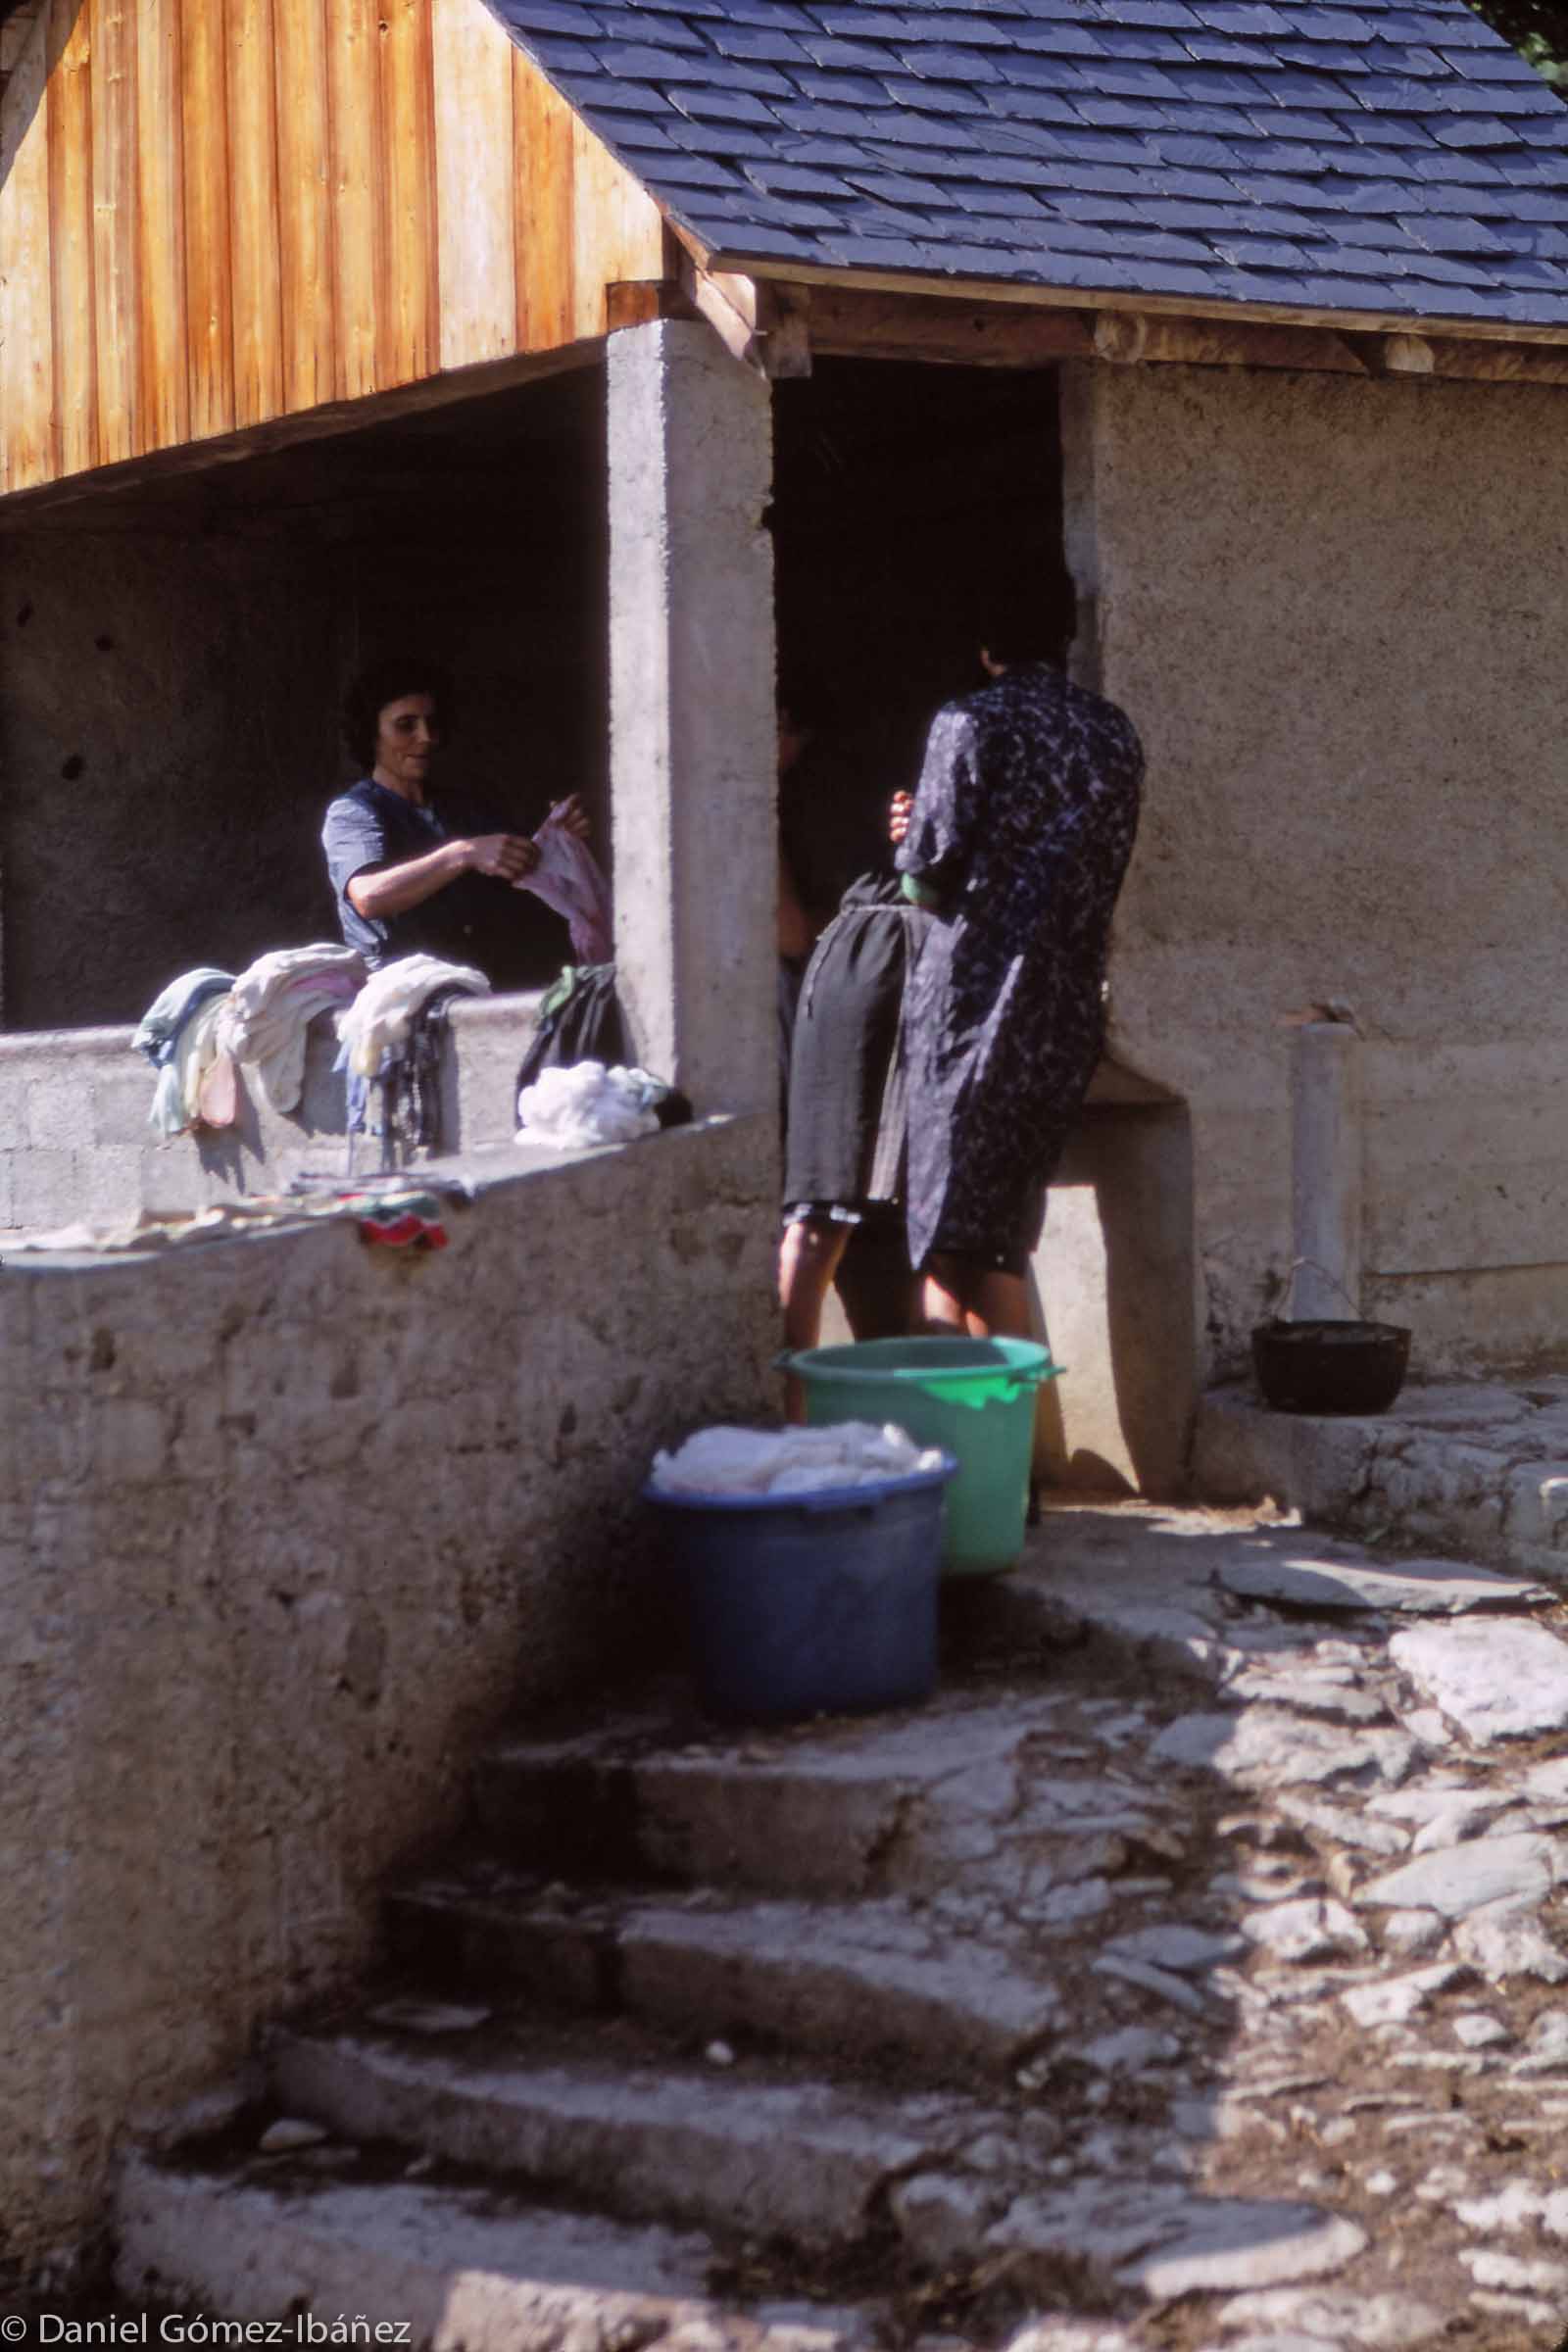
[{"xmin": 778, "ymin": 1336, "xmax": 1059, "ymax": 1577}]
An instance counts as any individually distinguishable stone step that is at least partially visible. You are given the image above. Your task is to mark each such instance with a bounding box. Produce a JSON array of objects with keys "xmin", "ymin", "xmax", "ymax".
[
  {"xmin": 270, "ymin": 2021, "xmax": 1005, "ymax": 2252},
  {"xmin": 115, "ymin": 2148, "xmax": 868, "ymax": 2349},
  {"xmin": 385, "ymin": 1871, "xmax": 1062, "ymax": 2082},
  {"xmin": 1194, "ymin": 1379, "xmax": 1568, "ymax": 1588},
  {"xmin": 471, "ymin": 1693, "xmax": 1192, "ymax": 1901}
]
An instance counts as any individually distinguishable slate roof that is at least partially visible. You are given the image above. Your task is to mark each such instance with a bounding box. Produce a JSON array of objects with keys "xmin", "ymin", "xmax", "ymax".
[{"xmin": 483, "ymin": 0, "xmax": 1568, "ymax": 332}]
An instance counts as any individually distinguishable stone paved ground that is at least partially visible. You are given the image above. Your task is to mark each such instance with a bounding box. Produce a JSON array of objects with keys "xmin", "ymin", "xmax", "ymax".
[
  {"xmin": 117, "ymin": 1504, "xmax": 1568, "ymax": 2352},
  {"xmin": 1197, "ymin": 1378, "xmax": 1568, "ymax": 1585}
]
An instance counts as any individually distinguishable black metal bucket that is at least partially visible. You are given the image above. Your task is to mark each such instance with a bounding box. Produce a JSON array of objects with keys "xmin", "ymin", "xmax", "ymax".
[{"xmin": 1251, "ymin": 1318, "xmax": 1411, "ymax": 1416}]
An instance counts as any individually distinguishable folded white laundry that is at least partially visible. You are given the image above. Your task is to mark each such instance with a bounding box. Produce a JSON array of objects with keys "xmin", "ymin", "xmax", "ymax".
[
  {"xmin": 649, "ymin": 1421, "xmax": 944, "ymax": 1498},
  {"xmin": 336, "ymin": 953, "xmax": 489, "ymax": 1079},
  {"xmin": 219, "ymin": 944, "xmax": 368, "ymax": 1112}
]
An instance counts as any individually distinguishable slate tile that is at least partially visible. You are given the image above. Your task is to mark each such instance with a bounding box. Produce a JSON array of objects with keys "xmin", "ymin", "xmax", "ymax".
[
  {"xmin": 892, "ymin": 41, "xmax": 1005, "ymax": 78},
  {"xmin": 513, "ymin": 31, "xmax": 603, "ymax": 74},
  {"xmin": 493, "ymin": 0, "xmax": 605, "ymax": 37},
  {"xmin": 587, "ymin": 108, "xmax": 686, "ymax": 150},
  {"xmin": 712, "ymin": 24, "xmax": 813, "ymax": 61},
  {"xmin": 1107, "ymin": 0, "xmax": 1204, "ymax": 21},
  {"xmin": 593, "ymin": 5, "xmax": 707, "ymax": 42},
  {"xmin": 845, "ymin": 167, "xmax": 946, "ymax": 202},
  {"xmin": 570, "ymin": 76, "xmax": 668, "ymax": 113},
  {"xmin": 1054, "ymin": 123, "xmax": 1167, "ymax": 161},
  {"xmin": 1131, "ymin": 161, "xmax": 1246, "ymax": 200},
  {"xmin": 1042, "ymin": 189, "xmax": 1152, "ymax": 224},
  {"xmin": 1252, "ymin": 108, "xmax": 1356, "ymax": 138},
  {"xmin": 780, "ymin": 134, "xmax": 898, "ymax": 165},
  {"xmin": 797, "ymin": 68, "xmax": 894, "ymax": 101},
  {"xmin": 770, "ymin": 96, "xmax": 890, "ymax": 135},
  {"xmin": 591, "ymin": 38, "xmax": 691, "ymax": 74},
  {"xmin": 882, "ymin": 73, "xmax": 995, "ymax": 109},
  {"xmin": 1172, "ymin": 63, "xmax": 1273, "ymax": 101},
  {"xmin": 1074, "ymin": 94, "xmax": 1162, "ymax": 126},
  {"xmin": 1397, "ymin": 209, "xmax": 1508, "ymax": 254},
  {"xmin": 1085, "ymin": 57, "xmax": 1199, "ymax": 96},
  {"xmin": 698, "ymin": 220, "xmax": 823, "ymax": 258},
  {"xmin": 662, "ymin": 115, "xmax": 779, "ymax": 156},
  {"xmin": 945, "ymin": 180, "xmax": 1051, "ymax": 217},
  {"xmin": 1270, "ymin": 39, "xmax": 1380, "ymax": 71},
  {"xmin": 715, "ymin": 0, "xmax": 818, "ymax": 22},
  {"xmin": 1088, "ymin": 23, "xmax": 1196, "ymax": 56},
  {"xmin": 798, "ymin": 34, "xmax": 902, "ymax": 67},
  {"xmin": 670, "ymin": 85, "xmax": 782, "ymax": 123},
  {"xmin": 746, "ymin": 158, "xmax": 860, "ymax": 195},
  {"xmin": 1322, "ymin": 142, "xmax": 1426, "ymax": 178},
  {"xmin": 985, "ymin": 76, "xmax": 1094, "ymax": 116},
  {"xmin": 858, "ymin": 107, "xmax": 984, "ymax": 145},
  {"xmin": 1207, "ymin": 230, "xmax": 1317, "ymax": 270},
  {"xmin": 1192, "ymin": 0, "xmax": 1291, "ymax": 27},
  {"xmin": 1287, "ymin": 271, "xmax": 1409, "ymax": 306},
  {"xmin": 1445, "ymin": 40, "xmax": 1560, "ymax": 82},
  {"xmin": 651, "ymin": 152, "xmax": 749, "ymax": 188},
  {"xmin": 954, "ymin": 143, "xmax": 1079, "ymax": 179},
  {"xmin": 1430, "ymin": 115, "xmax": 1526, "ymax": 147},
  {"xmin": 1182, "ymin": 33, "xmax": 1262, "ymax": 65}
]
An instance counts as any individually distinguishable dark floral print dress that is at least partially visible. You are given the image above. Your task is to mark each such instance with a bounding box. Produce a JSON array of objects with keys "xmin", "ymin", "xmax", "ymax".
[{"xmin": 895, "ymin": 662, "xmax": 1144, "ymax": 1271}]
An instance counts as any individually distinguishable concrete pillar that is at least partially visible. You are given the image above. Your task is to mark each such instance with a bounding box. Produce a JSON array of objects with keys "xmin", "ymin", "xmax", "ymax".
[
  {"xmin": 1291, "ymin": 1023, "xmax": 1363, "ymax": 1320},
  {"xmin": 606, "ymin": 318, "xmax": 777, "ymax": 1112}
]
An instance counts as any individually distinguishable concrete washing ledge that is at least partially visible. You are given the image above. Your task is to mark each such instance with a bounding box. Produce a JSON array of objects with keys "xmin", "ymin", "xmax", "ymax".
[
  {"xmin": 0, "ymin": 989, "xmax": 545, "ymax": 1236},
  {"xmin": 1194, "ymin": 1379, "xmax": 1568, "ymax": 1589}
]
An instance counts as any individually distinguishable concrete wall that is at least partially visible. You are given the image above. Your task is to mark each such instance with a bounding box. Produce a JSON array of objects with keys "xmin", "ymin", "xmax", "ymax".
[
  {"xmin": 1, "ymin": 526, "xmax": 343, "ymax": 1027},
  {"xmin": 0, "ymin": 1114, "xmax": 777, "ymax": 2271},
  {"xmin": 1066, "ymin": 361, "xmax": 1568, "ymax": 1388},
  {"xmin": 0, "ymin": 993, "xmax": 544, "ymax": 1236}
]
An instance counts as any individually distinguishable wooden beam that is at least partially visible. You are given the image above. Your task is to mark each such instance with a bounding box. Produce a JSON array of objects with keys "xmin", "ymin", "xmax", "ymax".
[
  {"xmin": 605, "ymin": 278, "xmax": 686, "ymax": 332},
  {"xmin": 714, "ymin": 247, "xmax": 1568, "ymax": 357},
  {"xmin": 1094, "ymin": 309, "xmax": 1366, "ymax": 374},
  {"xmin": 806, "ymin": 284, "xmax": 1092, "ymax": 367},
  {"xmin": 670, "ymin": 238, "xmax": 811, "ymax": 377}
]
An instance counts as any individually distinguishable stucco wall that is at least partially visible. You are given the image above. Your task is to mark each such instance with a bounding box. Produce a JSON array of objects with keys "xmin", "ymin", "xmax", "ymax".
[
  {"xmin": 1068, "ymin": 362, "xmax": 1568, "ymax": 1382},
  {"xmin": 0, "ymin": 1116, "xmax": 777, "ymax": 2270}
]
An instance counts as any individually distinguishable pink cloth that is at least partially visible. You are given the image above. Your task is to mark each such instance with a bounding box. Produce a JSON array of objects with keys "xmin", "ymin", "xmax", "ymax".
[{"xmin": 521, "ymin": 805, "xmax": 613, "ymax": 965}]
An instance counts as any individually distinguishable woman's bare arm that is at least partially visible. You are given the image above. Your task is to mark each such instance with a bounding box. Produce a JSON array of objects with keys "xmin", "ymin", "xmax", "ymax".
[{"xmin": 347, "ymin": 832, "xmax": 538, "ymax": 920}]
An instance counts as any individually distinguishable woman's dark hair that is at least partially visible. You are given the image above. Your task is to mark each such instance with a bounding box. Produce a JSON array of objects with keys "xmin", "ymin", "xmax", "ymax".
[
  {"xmin": 973, "ymin": 577, "xmax": 1078, "ymax": 668},
  {"xmin": 341, "ymin": 657, "xmax": 457, "ymax": 770}
]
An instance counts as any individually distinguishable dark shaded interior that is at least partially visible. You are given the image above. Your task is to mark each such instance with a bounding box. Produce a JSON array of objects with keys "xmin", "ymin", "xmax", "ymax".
[
  {"xmin": 0, "ymin": 365, "xmax": 609, "ymax": 1029},
  {"xmin": 0, "ymin": 352, "xmax": 1064, "ymax": 1030},
  {"xmin": 772, "ymin": 359, "xmax": 1066, "ymax": 925}
]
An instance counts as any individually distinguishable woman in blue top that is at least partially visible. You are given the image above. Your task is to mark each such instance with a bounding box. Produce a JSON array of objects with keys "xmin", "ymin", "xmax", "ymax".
[{"xmin": 321, "ymin": 657, "xmax": 589, "ymax": 991}]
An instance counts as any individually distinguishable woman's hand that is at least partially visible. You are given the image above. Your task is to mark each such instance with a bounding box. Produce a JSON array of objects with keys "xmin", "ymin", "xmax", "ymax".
[
  {"xmin": 889, "ymin": 791, "xmax": 913, "ymax": 847},
  {"xmin": 466, "ymin": 831, "xmax": 539, "ymax": 881},
  {"xmin": 550, "ymin": 794, "xmax": 592, "ymax": 841}
]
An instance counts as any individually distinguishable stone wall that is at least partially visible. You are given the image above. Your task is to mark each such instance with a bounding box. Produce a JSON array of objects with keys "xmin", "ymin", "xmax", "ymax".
[
  {"xmin": 1067, "ymin": 362, "xmax": 1568, "ymax": 1386},
  {"xmin": 0, "ymin": 1112, "xmax": 777, "ymax": 2271},
  {"xmin": 0, "ymin": 992, "xmax": 543, "ymax": 1236}
]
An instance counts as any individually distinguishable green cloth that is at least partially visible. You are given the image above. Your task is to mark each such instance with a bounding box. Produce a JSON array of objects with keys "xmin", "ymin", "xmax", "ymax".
[{"xmin": 900, "ymin": 871, "xmax": 943, "ymax": 909}]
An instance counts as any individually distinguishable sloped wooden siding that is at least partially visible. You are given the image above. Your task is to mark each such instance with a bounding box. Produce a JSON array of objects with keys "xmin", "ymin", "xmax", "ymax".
[{"xmin": 0, "ymin": 0, "xmax": 665, "ymax": 497}]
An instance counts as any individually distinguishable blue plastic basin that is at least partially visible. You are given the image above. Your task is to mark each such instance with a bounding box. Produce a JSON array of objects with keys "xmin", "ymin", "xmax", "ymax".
[{"xmin": 645, "ymin": 1453, "xmax": 956, "ymax": 1722}]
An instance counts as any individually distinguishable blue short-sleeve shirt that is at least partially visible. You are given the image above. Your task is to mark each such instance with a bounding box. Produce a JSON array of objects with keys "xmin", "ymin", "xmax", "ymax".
[{"xmin": 321, "ymin": 778, "xmax": 558, "ymax": 989}]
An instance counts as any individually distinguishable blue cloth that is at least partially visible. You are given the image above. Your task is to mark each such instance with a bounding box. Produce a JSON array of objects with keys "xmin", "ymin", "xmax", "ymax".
[
  {"xmin": 131, "ymin": 968, "xmax": 234, "ymax": 1068},
  {"xmin": 320, "ymin": 778, "xmax": 559, "ymax": 992}
]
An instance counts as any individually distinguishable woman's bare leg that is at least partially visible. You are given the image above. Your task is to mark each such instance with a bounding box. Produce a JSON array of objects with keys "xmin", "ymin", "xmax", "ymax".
[
  {"xmin": 922, "ymin": 1252, "xmax": 1032, "ymax": 1341},
  {"xmin": 778, "ymin": 1217, "xmax": 851, "ymax": 1419}
]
